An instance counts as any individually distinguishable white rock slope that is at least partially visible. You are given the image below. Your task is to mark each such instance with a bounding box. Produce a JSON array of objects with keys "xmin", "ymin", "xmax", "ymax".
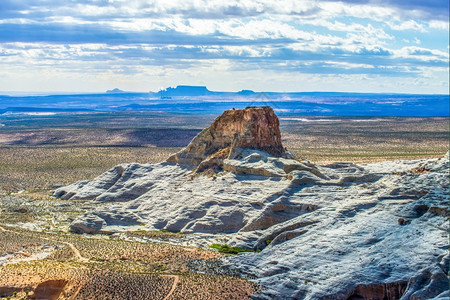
[{"xmin": 226, "ymin": 153, "xmax": 449, "ymax": 299}]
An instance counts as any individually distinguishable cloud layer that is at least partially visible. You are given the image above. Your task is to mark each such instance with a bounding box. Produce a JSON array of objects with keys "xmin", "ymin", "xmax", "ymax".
[{"xmin": 0, "ymin": 0, "xmax": 448, "ymax": 93}]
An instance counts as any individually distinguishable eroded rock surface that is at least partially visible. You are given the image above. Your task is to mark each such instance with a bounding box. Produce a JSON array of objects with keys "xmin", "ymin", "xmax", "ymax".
[
  {"xmin": 53, "ymin": 107, "xmax": 449, "ymax": 299},
  {"xmin": 226, "ymin": 152, "xmax": 449, "ymax": 300},
  {"xmin": 167, "ymin": 106, "xmax": 292, "ymax": 166},
  {"xmin": 33, "ymin": 280, "xmax": 67, "ymax": 300}
]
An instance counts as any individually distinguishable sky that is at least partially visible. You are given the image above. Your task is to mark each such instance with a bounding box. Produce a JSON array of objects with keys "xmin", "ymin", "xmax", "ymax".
[{"xmin": 0, "ymin": 0, "xmax": 448, "ymax": 94}]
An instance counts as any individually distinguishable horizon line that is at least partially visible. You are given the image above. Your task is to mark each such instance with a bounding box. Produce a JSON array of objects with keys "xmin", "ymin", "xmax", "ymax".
[{"xmin": 1, "ymin": 87, "xmax": 449, "ymax": 97}]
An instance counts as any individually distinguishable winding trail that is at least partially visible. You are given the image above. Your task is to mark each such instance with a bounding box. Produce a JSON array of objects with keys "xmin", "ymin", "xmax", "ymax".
[
  {"xmin": 0, "ymin": 225, "xmax": 88, "ymax": 262},
  {"xmin": 162, "ymin": 275, "xmax": 179, "ymax": 300},
  {"xmin": 1, "ymin": 225, "xmax": 180, "ymax": 299},
  {"xmin": 63, "ymin": 241, "xmax": 88, "ymax": 263}
]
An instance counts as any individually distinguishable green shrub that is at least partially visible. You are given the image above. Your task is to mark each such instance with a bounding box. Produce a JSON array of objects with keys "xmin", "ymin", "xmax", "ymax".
[{"xmin": 209, "ymin": 244, "xmax": 255, "ymax": 254}]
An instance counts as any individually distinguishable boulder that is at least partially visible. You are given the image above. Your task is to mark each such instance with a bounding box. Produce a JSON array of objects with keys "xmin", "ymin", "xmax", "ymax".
[{"xmin": 69, "ymin": 214, "xmax": 106, "ymax": 234}]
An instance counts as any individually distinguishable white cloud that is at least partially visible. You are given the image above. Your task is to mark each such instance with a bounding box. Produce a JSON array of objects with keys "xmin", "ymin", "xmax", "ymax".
[
  {"xmin": 394, "ymin": 46, "xmax": 449, "ymax": 62},
  {"xmin": 428, "ymin": 20, "xmax": 449, "ymax": 30},
  {"xmin": 0, "ymin": 0, "xmax": 448, "ymax": 93},
  {"xmin": 318, "ymin": 2, "xmax": 396, "ymax": 22},
  {"xmin": 387, "ymin": 20, "xmax": 426, "ymax": 32}
]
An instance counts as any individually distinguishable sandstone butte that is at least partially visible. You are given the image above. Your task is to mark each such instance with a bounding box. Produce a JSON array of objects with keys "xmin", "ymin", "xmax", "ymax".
[
  {"xmin": 54, "ymin": 106, "xmax": 449, "ymax": 299},
  {"xmin": 167, "ymin": 106, "xmax": 292, "ymax": 166}
]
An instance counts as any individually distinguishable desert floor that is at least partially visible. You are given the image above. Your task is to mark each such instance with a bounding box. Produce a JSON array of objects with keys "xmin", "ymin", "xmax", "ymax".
[{"xmin": 0, "ymin": 113, "xmax": 448, "ymax": 299}]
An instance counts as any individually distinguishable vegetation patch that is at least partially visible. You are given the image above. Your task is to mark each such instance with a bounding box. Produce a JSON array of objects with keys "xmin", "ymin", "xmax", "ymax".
[{"xmin": 209, "ymin": 244, "xmax": 256, "ymax": 254}]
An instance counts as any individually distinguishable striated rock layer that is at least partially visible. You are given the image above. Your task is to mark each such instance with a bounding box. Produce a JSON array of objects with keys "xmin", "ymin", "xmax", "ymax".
[
  {"xmin": 53, "ymin": 107, "xmax": 449, "ymax": 299},
  {"xmin": 167, "ymin": 106, "xmax": 292, "ymax": 166}
]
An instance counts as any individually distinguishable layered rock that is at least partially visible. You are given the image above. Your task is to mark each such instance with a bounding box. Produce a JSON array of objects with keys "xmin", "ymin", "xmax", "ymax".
[
  {"xmin": 52, "ymin": 107, "xmax": 450, "ymax": 299},
  {"xmin": 226, "ymin": 152, "xmax": 449, "ymax": 300},
  {"xmin": 55, "ymin": 151, "xmax": 449, "ymax": 299},
  {"xmin": 167, "ymin": 106, "xmax": 292, "ymax": 166}
]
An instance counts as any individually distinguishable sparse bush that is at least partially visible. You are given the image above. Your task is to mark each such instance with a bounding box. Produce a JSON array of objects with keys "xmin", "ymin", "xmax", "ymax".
[{"xmin": 209, "ymin": 244, "xmax": 255, "ymax": 254}]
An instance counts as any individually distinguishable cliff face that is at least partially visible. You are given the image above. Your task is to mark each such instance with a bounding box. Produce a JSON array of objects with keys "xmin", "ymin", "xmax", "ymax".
[{"xmin": 167, "ymin": 106, "xmax": 290, "ymax": 165}]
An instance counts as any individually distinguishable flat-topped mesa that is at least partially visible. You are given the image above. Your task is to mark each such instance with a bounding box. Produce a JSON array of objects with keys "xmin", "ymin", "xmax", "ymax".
[{"xmin": 167, "ymin": 106, "xmax": 292, "ymax": 166}]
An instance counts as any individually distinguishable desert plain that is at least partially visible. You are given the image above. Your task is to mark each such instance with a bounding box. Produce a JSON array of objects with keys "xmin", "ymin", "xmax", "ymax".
[{"xmin": 0, "ymin": 111, "xmax": 448, "ymax": 299}]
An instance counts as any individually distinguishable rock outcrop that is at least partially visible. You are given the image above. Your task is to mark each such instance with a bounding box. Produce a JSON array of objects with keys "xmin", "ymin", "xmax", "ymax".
[
  {"xmin": 33, "ymin": 280, "xmax": 67, "ymax": 300},
  {"xmin": 226, "ymin": 152, "xmax": 449, "ymax": 300},
  {"xmin": 167, "ymin": 106, "xmax": 292, "ymax": 166}
]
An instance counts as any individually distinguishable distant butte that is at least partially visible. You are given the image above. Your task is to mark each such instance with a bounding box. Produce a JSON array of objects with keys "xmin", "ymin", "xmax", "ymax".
[{"xmin": 106, "ymin": 88, "xmax": 125, "ymax": 93}]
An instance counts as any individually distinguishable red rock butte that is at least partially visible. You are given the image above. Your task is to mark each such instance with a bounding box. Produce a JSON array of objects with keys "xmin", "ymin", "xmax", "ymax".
[{"xmin": 167, "ymin": 106, "xmax": 290, "ymax": 165}]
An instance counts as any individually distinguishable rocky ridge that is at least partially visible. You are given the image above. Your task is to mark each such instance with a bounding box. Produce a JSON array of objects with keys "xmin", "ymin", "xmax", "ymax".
[{"xmin": 53, "ymin": 107, "xmax": 449, "ymax": 299}]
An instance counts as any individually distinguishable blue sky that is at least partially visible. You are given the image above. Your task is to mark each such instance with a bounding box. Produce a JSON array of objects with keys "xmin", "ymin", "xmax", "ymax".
[{"xmin": 0, "ymin": 0, "xmax": 448, "ymax": 94}]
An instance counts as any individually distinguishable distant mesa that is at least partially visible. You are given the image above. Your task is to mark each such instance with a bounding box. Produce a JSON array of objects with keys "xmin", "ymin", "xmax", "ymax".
[
  {"xmin": 157, "ymin": 85, "xmax": 212, "ymax": 97},
  {"xmin": 106, "ymin": 88, "xmax": 126, "ymax": 93},
  {"xmin": 237, "ymin": 89, "xmax": 256, "ymax": 95},
  {"xmin": 155, "ymin": 86, "xmax": 257, "ymax": 98}
]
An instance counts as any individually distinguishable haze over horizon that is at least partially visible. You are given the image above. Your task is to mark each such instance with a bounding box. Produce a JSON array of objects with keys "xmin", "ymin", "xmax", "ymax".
[{"xmin": 0, "ymin": 0, "xmax": 448, "ymax": 94}]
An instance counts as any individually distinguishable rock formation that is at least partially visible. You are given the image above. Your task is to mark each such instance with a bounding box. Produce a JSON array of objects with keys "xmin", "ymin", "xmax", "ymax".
[
  {"xmin": 167, "ymin": 106, "xmax": 292, "ymax": 166},
  {"xmin": 53, "ymin": 107, "xmax": 449, "ymax": 299},
  {"xmin": 32, "ymin": 280, "xmax": 67, "ymax": 300}
]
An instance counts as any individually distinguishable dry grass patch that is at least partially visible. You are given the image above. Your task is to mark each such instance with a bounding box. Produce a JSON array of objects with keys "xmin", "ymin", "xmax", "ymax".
[
  {"xmin": 169, "ymin": 273, "xmax": 258, "ymax": 299},
  {"xmin": 281, "ymin": 117, "xmax": 448, "ymax": 163},
  {"xmin": 0, "ymin": 228, "xmax": 258, "ymax": 300},
  {"xmin": 0, "ymin": 146, "xmax": 179, "ymax": 191}
]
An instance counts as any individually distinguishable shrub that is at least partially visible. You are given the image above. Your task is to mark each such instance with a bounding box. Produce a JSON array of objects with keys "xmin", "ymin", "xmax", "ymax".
[{"xmin": 209, "ymin": 244, "xmax": 254, "ymax": 254}]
